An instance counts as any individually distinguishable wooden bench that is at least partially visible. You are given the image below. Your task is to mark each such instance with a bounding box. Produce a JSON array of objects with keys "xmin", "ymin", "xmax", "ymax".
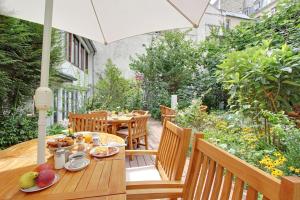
[
  {"xmin": 160, "ymin": 105, "xmax": 176, "ymax": 123},
  {"xmin": 127, "ymin": 134, "xmax": 300, "ymax": 200}
]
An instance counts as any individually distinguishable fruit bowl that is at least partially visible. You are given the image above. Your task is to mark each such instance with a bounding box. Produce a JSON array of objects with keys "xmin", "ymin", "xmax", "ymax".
[{"xmin": 20, "ymin": 174, "xmax": 60, "ymax": 193}]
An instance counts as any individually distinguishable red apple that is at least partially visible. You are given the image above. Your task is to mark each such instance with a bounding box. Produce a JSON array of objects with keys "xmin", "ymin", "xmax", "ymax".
[
  {"xmin": 35, "ymin": 163, "xmax": 53, "ymax": 172},
  {"xmin": 35, "ymin": 169, "xmax": 55, "ymax": 188}
]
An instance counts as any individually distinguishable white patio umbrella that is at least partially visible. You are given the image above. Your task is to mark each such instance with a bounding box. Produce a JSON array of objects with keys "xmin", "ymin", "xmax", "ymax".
[{"xmin": 0, "ymin": 0, "xmax": 210, "ymax": 164}]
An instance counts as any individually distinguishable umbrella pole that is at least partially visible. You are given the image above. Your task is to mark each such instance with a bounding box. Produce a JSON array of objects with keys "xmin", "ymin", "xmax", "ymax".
[{"xmin": 35, "ymin": 0, "xmax": 54, "ymax": 164}]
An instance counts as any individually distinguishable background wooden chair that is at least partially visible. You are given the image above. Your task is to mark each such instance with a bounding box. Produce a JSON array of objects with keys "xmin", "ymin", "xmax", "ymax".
[
  {"xmin": 132, "ymin": 110, "xmax": 149, "ymax": 115},
  {"xmin": 69, "ymin": 111, "xmax": 109, "ymax": 133},
  {"xmin": 127, "ymin": 133, "xmax": 300, "ymax": 200},
  {"xmin": 119, "ymin": 110, "xmax": 149, "ymax": 129},
  {"xmin": 117, "ymin": 115, "xmax": 150, "ymax": 151},
  {"xmin": 160, "ymin": 105, "xmax": 176, "ymax": 124},
  {"xmin": 125, "ymin": 120, "xmax": 191, "ymax": 182}
]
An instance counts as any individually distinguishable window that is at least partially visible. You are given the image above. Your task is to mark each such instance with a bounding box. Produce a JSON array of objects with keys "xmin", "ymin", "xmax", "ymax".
[
  {"xmin": 65, "ymin": 33, "xmax": 91, "ymax": 70},
  {"xmin": 81, "ymin": 45, "xmax": 85, "ymax": 70},
  {"xmin": 73, "ymin": 37, "xmax": 79, "ymax": 66},
  {"xmin": 85, "ymin": 51, "xmax": 88, "ymax": 71}
]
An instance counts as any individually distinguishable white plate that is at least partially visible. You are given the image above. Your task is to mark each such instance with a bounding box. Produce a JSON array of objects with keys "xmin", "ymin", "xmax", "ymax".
[
  {"xmin": 64, "ymin": 158, "xmax": 90, "ymax": 172},
  {"xmin": 90, "ymin": 146, "xmax": 119, "ymax": 158},
  {"xmin": 20, "ymin": 174, "xmax": 60, "ymax": 193}
]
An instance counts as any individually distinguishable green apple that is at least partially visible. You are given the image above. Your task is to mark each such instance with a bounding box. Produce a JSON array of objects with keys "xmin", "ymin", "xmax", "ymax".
[{"xmin": 19, "ymin": 171, "xmax": 39, "ymax": 189}]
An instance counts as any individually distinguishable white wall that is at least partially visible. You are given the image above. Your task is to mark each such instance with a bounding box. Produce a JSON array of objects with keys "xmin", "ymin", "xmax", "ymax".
[{"xmin": 93, "ymin": 34, "xmax": 153, "ymax": 80}]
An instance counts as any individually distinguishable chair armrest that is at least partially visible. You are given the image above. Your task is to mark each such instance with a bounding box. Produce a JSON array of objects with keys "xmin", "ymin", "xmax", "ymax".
[
  {"xmin": 162, "ymin": 114, "xmax": 176, "ymax": 118},
  {"xmin": 127, "ymin": 184, "xmax": 183, "ymax": 200},
  {"xmin": 127, "ymin": 181, "xmax": 184, "ymax": 200},
  {"xmin": 126, "ymin": 181, "xmax": 184, "ymax": 189},
  {"xmin": 125, "ymin": 150, "xmax": 158, "ymax": 156}
]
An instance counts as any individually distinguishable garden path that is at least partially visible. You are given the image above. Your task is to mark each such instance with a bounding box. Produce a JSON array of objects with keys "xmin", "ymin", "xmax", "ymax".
[{"xmin": 125, "ymin": 118, "xmax": 190, "ymax": 180}]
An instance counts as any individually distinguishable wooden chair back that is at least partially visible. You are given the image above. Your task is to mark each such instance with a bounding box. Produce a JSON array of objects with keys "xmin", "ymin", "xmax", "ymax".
[
  {"xmin": 69, "ymin": 111, "xmax": 108, "ymax": 133},
  {"xmin": 183, "ymin": 134, "xmax": 300, "ymax": 200},
  {"xmin": 159, "ymin": 105, "xmax": 176, "ymax": 123},
  {"xmin": 156, "ymin": 120, "xmax": 191, "ymax": 181},
  {"xmin": 130, "ymin": 115, "xmax": 149, "ymax": 139},
  {"xmin": 132, "ymin": 110, "xmax": 149, "ymax": 116}
]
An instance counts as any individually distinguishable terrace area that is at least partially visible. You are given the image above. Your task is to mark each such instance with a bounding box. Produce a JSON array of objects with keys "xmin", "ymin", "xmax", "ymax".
[{"xmin": 0, "ymin": 0, "xmax": 299, "ymax": 199}]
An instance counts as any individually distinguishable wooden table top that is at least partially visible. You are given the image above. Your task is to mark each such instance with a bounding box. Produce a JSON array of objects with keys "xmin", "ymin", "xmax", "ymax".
[
  {"xmin": 0, "ymin": 133, "xmax": 126, "ymax": 200},
  {"xmin": 107, "ymin": 115, "xmax": 133, "ymax": 123}
]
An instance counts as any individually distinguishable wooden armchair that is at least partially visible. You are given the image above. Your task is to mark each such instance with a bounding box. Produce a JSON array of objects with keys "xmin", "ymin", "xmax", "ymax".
[
  {"xmin": 160, "ymin": 105, "xmax": 176, "ymax": 124},
  {"xmin": 125, "ymin": 121, "xmax": 191, "ymax": 182},
  {"xmin": 127, "ymin": 133, "xmax": 300, "ymax": 200},
  {"xmin": 69, "ymin": 111, "xmax": 109, "ymax": 133},
  {"xmin": 117, "ymin": 115, "xmax": 150, "ymax": 153}
]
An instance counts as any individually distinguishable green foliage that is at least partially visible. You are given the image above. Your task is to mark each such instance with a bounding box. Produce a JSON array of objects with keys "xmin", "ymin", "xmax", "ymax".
[
  {"xmin": 47, "ymin": 123, "xmax": 66, "ymax": 136},
  {"xmin": 130, "ymin": 31, "xmax": 200, "ymax": 117},
  {"xmin": 226, "ymin": 0, "xmax": 300, "ymax": 50},
  {"xmin": 0, "ymin": 16, "xmax": 62, "ymax": 149},
  {"xmin": 217, "ymin": 42, "xmax": 300, "ymax": 115},
  {"xmin": 175, "ymin": 99, "xmax": 214, "ymax": 131},
  {"xmin": 195, "ymin": 31, "xmax": 230, "ymax": 108},
  {"xmin": 0, "ymin": 110, "xmax": 38, "ymax": 149},
  {"xmin": 0, "ymin": 15, "xmax": 62, "ymax": 114},
  {"xmin": 203, "ymin": 111, "xmax": 300, "ymax": 177},
  {"xmin": 89, "ymin": 59, "xmax": 142, "ymax": 111}
]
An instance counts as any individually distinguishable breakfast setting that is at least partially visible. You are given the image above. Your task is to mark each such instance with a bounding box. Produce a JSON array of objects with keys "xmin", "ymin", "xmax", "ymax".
[{"xmin": 18, "ymin": 131, "xmax": 126, "ymax": 193}]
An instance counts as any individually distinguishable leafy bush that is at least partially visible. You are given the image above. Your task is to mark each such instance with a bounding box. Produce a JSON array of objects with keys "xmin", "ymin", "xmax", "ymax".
[
  {"xmin": 217, "ymin": 42, "xmax": 300, "ymax": 116},
  {"xmin": 47, "ymin": 123, "xmax": 66, "ymax": 136},
  {"xmin": 0, "ymin": 110, "xmax": 38, "ymax": 149},
  {"xmin": 130, "ymin": 31, "xmax": 200, "ymax": 118},
  {"xmin": 175, "ymin": 99, "xmax": 214, "ymax": 131}
]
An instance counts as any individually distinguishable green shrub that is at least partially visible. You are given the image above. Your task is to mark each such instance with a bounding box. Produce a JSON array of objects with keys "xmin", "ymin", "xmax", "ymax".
[
  {"xmin": 130, "ymin": 31, "xmax": 200, "ymax": 117},
  {"xmin": 0, "ymin": 111, "xmax": 38, "ymax": 149},
  {"xmin": 217, "ymin": 42, "xmax": 300, "ymax": 116},
  {"xmin": 47, "ymin": 123, "xmax": 66, "ymax": 136}
]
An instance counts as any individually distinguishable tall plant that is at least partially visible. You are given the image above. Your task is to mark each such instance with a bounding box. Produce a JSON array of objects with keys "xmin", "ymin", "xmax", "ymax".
[
  {"xmin": 130, "ymin": 31, "xmax": 200, "ymax": 117},
  {"xmin": 90, "ymin": 59, "xmax": 136, "ymax": 111},
  {"xmin": 0, "ymin": 16, "xmax": 62, "ymax": 114}
]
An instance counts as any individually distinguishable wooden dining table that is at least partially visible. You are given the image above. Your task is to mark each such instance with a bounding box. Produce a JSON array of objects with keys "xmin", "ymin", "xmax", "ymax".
[
  {"xmin": 107, "ymin": 115, "xmax": 133, "ymax": 135},
  {"xmin": 0, "ymin": 133, "xmax": 126, "ymax": 200}
]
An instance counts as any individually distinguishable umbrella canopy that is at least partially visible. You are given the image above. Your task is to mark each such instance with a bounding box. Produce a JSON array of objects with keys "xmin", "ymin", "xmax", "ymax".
[
  {"xmin": 0, "ymin": 0, "xmax": 209, "ymax": 44},
  {"xmin": 0, "ymin": 0, "xmax": 210, "ymax": 164}
]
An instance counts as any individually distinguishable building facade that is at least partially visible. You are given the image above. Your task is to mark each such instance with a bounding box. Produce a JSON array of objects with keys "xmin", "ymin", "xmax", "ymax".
[
  {"xmin": 243, "ymin": 0, "xmax": 278, "ymax": 17},
  {"xmin": 49, "ymin": 32, "xmax": 96, "ymax": 125}
]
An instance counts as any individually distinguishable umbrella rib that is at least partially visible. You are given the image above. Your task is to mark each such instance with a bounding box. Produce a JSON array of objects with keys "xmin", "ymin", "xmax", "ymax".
[
  {"xmin": 166, "ymin": 0, "xmax": 198, "ymax": 28},
  {"xmin": 90, "ymin": 0, "xmax": 107, "ymax": 44}
]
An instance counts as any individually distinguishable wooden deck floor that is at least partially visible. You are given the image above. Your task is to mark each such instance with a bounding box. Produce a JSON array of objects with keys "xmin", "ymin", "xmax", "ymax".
[{"xmin": 125, "ymin": 119, "xmax": 189, "ymax": 179}]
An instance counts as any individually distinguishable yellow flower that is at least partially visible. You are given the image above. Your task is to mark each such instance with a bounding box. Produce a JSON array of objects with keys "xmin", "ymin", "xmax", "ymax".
[
  {"xmin": 274, "ymin": 152, "xmax": 282, "ymax": 157},
  {"xmin": 289, "ymin": 166, "xmax": 295, "ymax": 171},
  {"xmin": 295, "ymin": 169, "xmax": 300, "ymax": 174},
  {"xmin": 271, "ymin": 169, "xmax": 283, "ymax": 177}
]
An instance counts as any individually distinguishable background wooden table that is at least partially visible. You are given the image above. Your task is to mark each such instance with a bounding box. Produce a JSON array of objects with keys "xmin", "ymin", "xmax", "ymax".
[
  {"xmin": 108, "ymin": 116, "xmax": 133, "ymax": 134},
  {"xmin": 0, "ymin": 133, "xmax": 126, "ymax": 200}
]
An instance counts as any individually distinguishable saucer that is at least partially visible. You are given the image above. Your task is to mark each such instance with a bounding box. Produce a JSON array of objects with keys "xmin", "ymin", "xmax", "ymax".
[{"xmin": 64, "ymin": 158, "xmax": 90, "ymax": 172}]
